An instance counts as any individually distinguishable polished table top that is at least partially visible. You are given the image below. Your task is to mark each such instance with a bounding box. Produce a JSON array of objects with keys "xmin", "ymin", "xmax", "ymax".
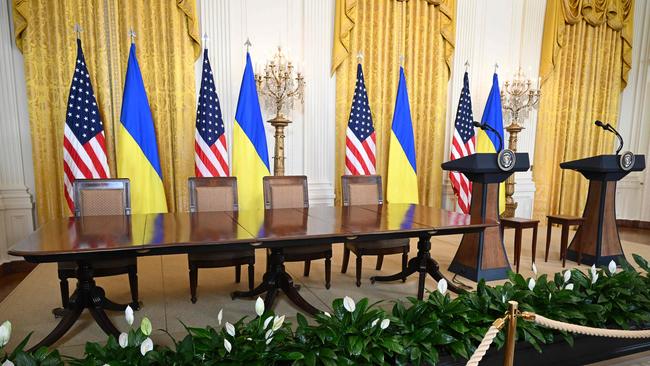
[{"xmin": 9, "ymin": 204, "xmax": 496, "ymax": 262}]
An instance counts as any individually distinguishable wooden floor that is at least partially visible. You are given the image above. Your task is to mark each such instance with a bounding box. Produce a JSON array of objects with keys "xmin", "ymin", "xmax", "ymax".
[{"xmin": 0, "ymin": 225, "xmax": 649, "ymax": 363}]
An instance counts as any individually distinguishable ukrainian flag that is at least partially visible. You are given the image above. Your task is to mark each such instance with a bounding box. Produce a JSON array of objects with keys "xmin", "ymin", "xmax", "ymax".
[
  {"xmin": 117, "ymin": 43, "xmax": 167, "ymax": 214},
  {"xmin": 476, "ymin": 73, "xmax": 506, "ymax": 213},
  {"xmin": 387, "ymin": 67, "xmax": 419, "ymax": 204},
  {"xmin": 232, "ymin": 52, "xmax": 270, "ymax": 211}
]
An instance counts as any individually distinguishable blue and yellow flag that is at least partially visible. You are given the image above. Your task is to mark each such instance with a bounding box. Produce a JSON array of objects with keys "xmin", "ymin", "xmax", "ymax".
[
  {"xmin": 232, "ymin": 53, "xmax": 270, "ymax": 211},
  {"xmin": 476, "ymin": 73, "xmax": 506, "ymax": 213},
  {"xmin": 387, "ymin": 67, "xmax": 419, "ymax": 204},
  {"xmin": 117, "ymin": 43, "xmax": 167, "ymax": 214}
]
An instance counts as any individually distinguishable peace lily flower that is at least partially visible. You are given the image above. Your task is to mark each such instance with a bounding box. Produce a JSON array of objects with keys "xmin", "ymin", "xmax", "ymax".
[
  {"xmin": 140, "ymin": 317, "xmax": 152, "ymax": 336},
  {"xmin": 265, "ymin": 329, "xmax": 273, "ymax": 340},
  {"xmin": 118, "ymin": 332, "xmax": 129, "ymax": 348},
  {"xmin": 255, "ymin": 297, "xmax": 265, "ymax": 317},
  {"xmin": 140, "ymin": 337, "xmax": 153, "ymax": 356},
  {"xmin": 272, "ymin": 315, "xmax": 285, "ymax": 332},
  {"xmin": 371, "ymin": 319, "xmax": 379, "ymax": 328},
  {"xmin": 225, "ymin": 322, "xmax": 235, "ymax": 337},
  {"xmin": 528, "ymin": 278, "xmax": 536, "ymax": 291},
  {"xmin": 437, "ymin": 279, "xmax": 448, "ymax": 295},
  {"xmin": 532, "ymin": 263, "xmax": 538, "ymax": 277},
  {"xmin": 323, "ymin": 311, "xmax": 331, "ymax": 318},
  {"xmin": 592, "ymin": 272, "xmax": 599, "ymax": 285},
  {"xmin": 223, "ymin": 338, "xmax": 232, "ymax": 353},
  {"xmin": 343, "ymin": 296, "xmax": 356, "ymax": 313},
  {"xmin": 548, "ymin": 293, "xmax": 552, "ymax": 301},
  {"xmin": 590, "ymin": 264, "xmax": 597, "ymax": 278},
  {"xmin": 565, "ymin": 283, "xmax": 574, "ymax": 291},
  {"xmin": 217, "ymin": 309, "xmax": 223, "ymax": 325},
  {"xmin": 125, "ymin": 306, "xmax": 134, "ymax": 326},
  {"xmin": 3, "ymin": 361, "xmax": 15, "ymax": 366},
  {"xmin": 380, "ymin": 319, "xmax": 390, "ymax": 330},
  {"xmin": 608, "ymin": 260, "xmax": 617, "ymax": 275},
  {"xmin": 263, "ymin": 316, "xmax": 273, "ymax": 329},
  {"xmin": 0, "ymin": 320, "xmax": 11, "ymax": 347},
  {"xmin": 563, "ymin": 270, "xmax": 571, "ymax": 283},
  {"xmin": 266, "ymin": 337, "xmax": 273, "ymax": 345}
]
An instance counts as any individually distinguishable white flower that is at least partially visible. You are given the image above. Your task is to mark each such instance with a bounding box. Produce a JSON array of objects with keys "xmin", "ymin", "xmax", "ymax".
[
  {"xmin": 263, "ymin": 316, "xmax": 273, "ymax": 329},
  {"xmin": 140, "ymin": 337, "xmax": 153, "ymax": 356},
  {"xmin": 265, "ymin": 329, "xmax": 273, "ymax": 339},
  {"xmin": 225, "ymin": 322, "xmax": 235, "ymax": 337},
  {"xmin": 118, "ymin": 332, "xmax": 129, "ymax": 348},
  {"xmin": 217, "ymin": 309, "xmax": 223, "ymax": 325},
  {"xmin": 272, "ymin": 315, "xmax": 285, "ymax": 331},
  {"xmin": 3, "ymin": 361, "xmax": 15, "ymax": 366},
  {"xmin": 501, "ymin": 294, "xmax": 506, "ymax": 303},
  {"xmin": 528, "ymin": 278, "xmax": 536, "ymax": 291},
  {"xmin": 590, "ymin": 264, "xmax": 597, "ymax": 277},
  {"xmin": 548, "ymin": 293, "xmax": 552, "ymax": 301},
  {"xmin": 380, "ymin": 319, "xmax": 390, "ymax": 330},
  {"xmin": 125, "ymin": 306, "xmax": 134, "ymax": 326},
  {"xmin": 224, "ymin": 338, "xmax": 232, "ymax": 353},
  {"xmin": 343, "ymin": 296, "xmax": 356, "ymax": 312},
  {"xmin": 563, "ymin": 270, "xmax": 571, "ymax": 283},
  {"xmin": 140, "ymin": 317, "xmax": 152, "ymax": 336},
  {"xmin": 437, "ymin": 279, "xmax": 448, "ymax": 296},
  {"xmin": 532, "ymin": 263, "xmax": 538, "ymax": 276},
  {"xmin": 255, "ymin": 297, "xmax": 265, "ymax": 317},
  {"xmin": 0, "ymin": 321, "xmax": 11, "ymax": 347},
  {"xmin": 266, "ymin": 337, "xmax": 273, "ymax": 345},
  {"xmin": 371, "ymin": 319, "xmax": 379, "ymax": 328},
  {"xmin": 323, "ymin": 311, "xmax": 331, "ymax": 318},
  {"xmin": 608, "ymin": 260, "xmax": 617, "ymax": 275},
  {"xmin": 565, "ymin": 283, "xmax": 574, "ymax": 291},
  {"xmin": 592, "ymin": 273, "xmax": 599, "ymax": 284}
]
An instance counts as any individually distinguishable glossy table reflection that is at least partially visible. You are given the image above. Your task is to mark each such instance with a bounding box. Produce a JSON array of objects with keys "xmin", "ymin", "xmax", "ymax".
[{"xmin": 9, "ymin": 204, "xmax": 495, "ymax": 348}]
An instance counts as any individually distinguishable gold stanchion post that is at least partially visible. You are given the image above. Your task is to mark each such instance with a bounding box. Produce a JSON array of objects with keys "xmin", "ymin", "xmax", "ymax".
[{"xmin": 504, "ymin": 301, "xmax": 519, "ymax": 366}]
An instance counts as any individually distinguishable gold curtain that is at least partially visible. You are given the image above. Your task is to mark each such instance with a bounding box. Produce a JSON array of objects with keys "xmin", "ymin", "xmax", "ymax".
[
  {"xmin": 13, "ymin": 0, "xmax": 200, "ymax": 224},
  {"xmin": 533, "ymin": 0, "xmax": 634, "ymax": 220},
  {"xmin": 332, "ymin": 0, "xmax": 455, "ymax": 206}
]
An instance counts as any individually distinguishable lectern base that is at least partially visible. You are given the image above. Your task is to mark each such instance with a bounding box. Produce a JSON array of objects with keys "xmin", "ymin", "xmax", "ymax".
[
  {"xmin": 448, "ymin": 262, "xmax": 510, "ymax": 282},
  {"xmin": 565, "ymin": 249, "xmax": 626, "ymax": 267}
]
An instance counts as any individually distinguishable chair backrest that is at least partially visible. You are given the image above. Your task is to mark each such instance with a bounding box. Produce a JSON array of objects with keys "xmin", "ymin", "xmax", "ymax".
[
  {"xmin": 72, "ymin": 179, "xmax": 131, "ymax": 217},
  {"xmin": 341, "ymin": 175, "xmax": 383, "ymax": 206},
  {"xmin": 263, "ymin": 175, "xmax": 309, "ymax": 209},
  {"xmin": 188, "ymin": 177, "xmax": 238, "ymax": 212}
]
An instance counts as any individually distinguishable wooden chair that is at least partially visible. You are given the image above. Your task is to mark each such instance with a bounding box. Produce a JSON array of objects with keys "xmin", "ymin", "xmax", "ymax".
[
  {"xmin": 545, "ymin": 215, "xmax": 584, "ymax": 267},
  {"xmin": 500, "ymin": 217, "xmax": 539, "ymax": 273},
  {"xmin": 340, "ymin": 175, "xmax": 409, "ymax": 287},
  {"xmin": 58, "ymin": 179, "xmax": 138, "ymax": 313},
  {"xmin": 263, "ymin": 176, "xmax": 332, "ymax": 289},
  {"xmin": 187, "ymin": 177, "xmax": 255, "ymax": 303}
]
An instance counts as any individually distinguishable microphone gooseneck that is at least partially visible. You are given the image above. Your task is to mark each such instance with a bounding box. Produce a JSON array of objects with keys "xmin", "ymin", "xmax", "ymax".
[
  {"xmin": 473, "ymin": 121, "xmax": 503, "ymax": 152},
  {"xmin": 594, "ymin": 120, "xmax": 624, "ymax": 154}
]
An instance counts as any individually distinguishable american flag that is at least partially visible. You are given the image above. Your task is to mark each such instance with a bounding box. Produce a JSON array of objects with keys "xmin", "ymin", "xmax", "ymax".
[
  {"xmin": 345, "ymin": 63, "xmax": 376, "ymax": 175},
  {"xmin": 195, "ymin": 48, "xmax": 229, "ymax": 177},
  {"xmin": 449, "ymin": 72, "xmax": 476, "ymax": 214},
  {"xmin": 63, "ymin": 39, "xmax": 109, "ymax": 212}
]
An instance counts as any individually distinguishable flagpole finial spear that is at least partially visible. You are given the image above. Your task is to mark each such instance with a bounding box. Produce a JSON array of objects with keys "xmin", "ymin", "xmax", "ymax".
[
  {"xmin": 399, "ymin": 55, "xmax": 405, "ymax": 67},
  {"xmin": 74, "ymin": 24, "xmax": 82, "ymax": 40},
  {"xmin": 244, "ymin": 38, "xmax": 252, "ymax": 53},
  {"xmin": 202, "ymin": 32, "xmax": 209, "ymax": 48},
  {"xmin": 464, "ymin": 60, "xmax": 470, "ymax": 72},
  {"xmin": 494, "ymin": 62, "xmax": 499, "ymax": 73},
  {"xmin": 356, "ymin": 52, "xmax": 364, "ymax": 63},
  {"xmin": 128, "ymin": 28, "xmax": 136, "ymax": 44}
]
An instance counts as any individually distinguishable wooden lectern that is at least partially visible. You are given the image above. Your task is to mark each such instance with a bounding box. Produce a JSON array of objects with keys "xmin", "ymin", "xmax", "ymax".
[
  {"xmin": 560, "ymin": 154, "xmax": 645, "ymax": 266},
  {"xmin": 442, "ymin": 153, "xmax": 530, "ymax": 281}
]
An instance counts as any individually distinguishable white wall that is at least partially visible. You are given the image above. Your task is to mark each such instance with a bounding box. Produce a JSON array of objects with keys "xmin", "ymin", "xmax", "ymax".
[{"xmin": 0, "ymin": 0, "xmax": 648, "ymax": 263}]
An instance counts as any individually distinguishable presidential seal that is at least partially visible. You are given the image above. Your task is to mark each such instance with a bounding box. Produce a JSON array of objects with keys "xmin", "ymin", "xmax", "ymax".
[
  {"xmin": 619, "ymin": 151, "xmax": 635, "ymax": 171},
  {"xmin": 497, "ymin": 149, "xmax": 516, "ymax": 171}
]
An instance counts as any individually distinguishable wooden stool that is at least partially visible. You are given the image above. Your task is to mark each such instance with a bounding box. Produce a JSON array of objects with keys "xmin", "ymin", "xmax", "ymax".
[
  {"xmin": 500, "ymin": 217, "xmax": 539, "ymax": 273},
  {"xmin": 545, "ymin": 215, "xmax": 584, "ymax": 267}
]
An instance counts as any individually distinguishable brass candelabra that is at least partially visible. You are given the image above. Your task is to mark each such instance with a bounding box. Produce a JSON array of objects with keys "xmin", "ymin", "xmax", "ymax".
[
  {"xmin": 500, "ymin": 67, "xmax": 541, "ymax": 217},
  {"xmin": 255, "ymin": 46, "xmax": 305, "ymax": 176}
]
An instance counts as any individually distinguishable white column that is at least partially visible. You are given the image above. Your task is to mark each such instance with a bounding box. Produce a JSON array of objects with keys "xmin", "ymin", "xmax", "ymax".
[{"xmin": 0, "ymin": 1, "xmax": 35, "ymax": 263}]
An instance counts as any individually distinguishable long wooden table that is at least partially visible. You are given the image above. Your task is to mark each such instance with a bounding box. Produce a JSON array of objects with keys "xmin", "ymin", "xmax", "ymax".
[{"xmin": 9, "ymin": 204, "xmax": 496, "ymax": 349}]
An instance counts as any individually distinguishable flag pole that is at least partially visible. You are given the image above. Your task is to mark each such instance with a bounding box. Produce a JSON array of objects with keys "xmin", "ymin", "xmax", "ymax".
[
  {"xmin": 245, "ymin": 38, "xmax": 252, "ymax": 53},
  {"xmin": 129, "ymin": 28, "xmax": 136, "ymax": 44},
  {"xmin": 203, "ymin": 33, "xmax": 209, "ymax": 50},
  {"xmin": 356, "ymin": 52, "xmax": 364, "ymax": 64},
  {"xmin": 74, "ymin": 24, "xmax": 82, "ymax": 40},
  {"xmin": 465, "ymin": 60, "xmax": 470, "ymax": 73}
]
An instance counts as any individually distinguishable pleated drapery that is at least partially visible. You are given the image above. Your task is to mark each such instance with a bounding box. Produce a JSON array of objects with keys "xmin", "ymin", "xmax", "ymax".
[
  {"xmin": 13, "ymin": 0, "xmax": 200, "ymax": 224},
  {"xmin": 533, "ymin": 0, "xmax": 634, "ymax": 220},
  {"xmin": 332, "ymin": 0, "xmax": 455, "ymax": 207}
]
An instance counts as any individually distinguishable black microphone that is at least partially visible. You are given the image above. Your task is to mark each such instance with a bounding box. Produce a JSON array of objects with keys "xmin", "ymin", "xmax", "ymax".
[
  {"xmin": 594, "ymin": 120, "xmax": 624, "ymax": 154},
  {"xmin": 473, "ymin": 121, "xmax": 503, "ymax": 152}
]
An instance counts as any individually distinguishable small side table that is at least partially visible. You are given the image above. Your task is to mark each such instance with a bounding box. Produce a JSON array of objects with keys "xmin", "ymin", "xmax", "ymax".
[
  {"xmin": 545, "ymin": 215, "xmax": 584, "ymax": 267},
  {"xmin": 500, "ymin": 217, "xmax": 540, "ymax": 273}
]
